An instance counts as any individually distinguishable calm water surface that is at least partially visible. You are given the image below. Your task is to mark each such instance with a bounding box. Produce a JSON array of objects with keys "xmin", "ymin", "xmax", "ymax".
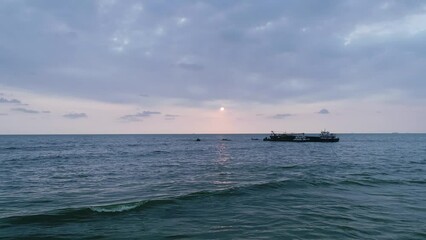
[{"xmin": 1, "ymin": 134, "xmax": 425, "ymax": 239}]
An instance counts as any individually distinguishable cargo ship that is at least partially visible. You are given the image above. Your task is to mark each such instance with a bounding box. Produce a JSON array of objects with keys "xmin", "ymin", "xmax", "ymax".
[{"xmin": 263, "ymin": 130, "xmax": 339, "ymax": 142}]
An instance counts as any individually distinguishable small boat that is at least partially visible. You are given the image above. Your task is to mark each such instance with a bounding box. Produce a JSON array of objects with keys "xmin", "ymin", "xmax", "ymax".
[{"xmin": 263, "ymin": 130, "xmax": 339, "ymax": 142}]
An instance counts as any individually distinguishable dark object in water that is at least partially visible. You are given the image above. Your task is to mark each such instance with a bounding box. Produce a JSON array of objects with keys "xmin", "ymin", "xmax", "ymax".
[
  {"xmin": 221, "ymin": 138, "xmax": 231, "ymax": 141},
  {"xmin": 251, "ymin": 138, "xmax": 259, "ymax": 140},
  {"xmin": 263, "ymin": 130, "xmax": 339, "ymax": 142},
  {"xmin": 196, "ymin": 138, "xmax": 201, "ymax": 141}
]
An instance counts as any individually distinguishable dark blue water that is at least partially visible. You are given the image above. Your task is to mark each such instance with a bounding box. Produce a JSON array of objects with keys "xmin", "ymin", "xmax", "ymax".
[{"xmin": 1, "ymin": 134, "xmax": 425, "ymax": 239}]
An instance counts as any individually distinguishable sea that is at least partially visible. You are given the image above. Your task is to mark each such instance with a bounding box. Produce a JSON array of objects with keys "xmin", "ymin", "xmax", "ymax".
[{"xmin": 0, "ymin": 134, "xmax": 425, "ymax": 239}]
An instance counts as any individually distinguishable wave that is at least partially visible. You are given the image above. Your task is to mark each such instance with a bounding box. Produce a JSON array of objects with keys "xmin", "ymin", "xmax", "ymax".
[
  {"xmin": 278, "ymin": 164, "xmax": 300, "ymax": 169},
  {"xmin": 89, "ymin": 199, "xmax": 174, "ymax": 213},
  {"xmin": 336, "ymin": 177, "xmax": 426, "ymax": 187},
  {"xmin": 152, "ymin": 150, "xmax": 170, "ymax": 154},
  {"xmin": 1, "ymin": 179, "xmax": 302, "ymax": 225},
  {"xmin": 137, "ymin": 150, "xmax": 172, "ymax": 157},
  {"xmin": 3, "ymin": 175, "xmax": 419, "ymax": 225},
  {"xmin": 339, "ymin": 180, "xmax": 375, "ymax": 187},
  {"xmin": 2, "ymin": 147, "xmax": 19, "ymax": 150},
  {"xmin": 126, "ymin": 144, "xmax": 140, "ymax": 147}
]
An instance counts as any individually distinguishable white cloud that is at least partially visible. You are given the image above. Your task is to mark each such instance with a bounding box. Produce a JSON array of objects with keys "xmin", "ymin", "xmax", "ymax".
[
  {"xmin": 155, "ymin": 26, "xmax": 165, "ymax": 36},
  {"xmin": 111, "ymin": 35, "xmax": 130, "ymax": 52},
  {"xmin": 344, "ymin": 13, "xmax": 426, "ymax": 45},
  {"xmin": 177, "ymin": 17, "xmax": 188, "ymax": 26},
  {"xmin": 132, "ymin": 3, "xmax": 143, "ymax": 12},
  {"xmin": 254, "ymin": 21, "xmax": 273, "ymax": 32},
  {"xmin": 251, "ymin": 17, "xmax": 287, "ymax": 33},
  {"xmin": 96, "ymin": 0, "xmax": 116, "ymax": 14},
  {"xmin": 48, "ymin": 21, "xmax": 73, "ymax": 34},
  {"xmin": 176, "ymin": 56, "xmax": 204, "ymax": 71}
]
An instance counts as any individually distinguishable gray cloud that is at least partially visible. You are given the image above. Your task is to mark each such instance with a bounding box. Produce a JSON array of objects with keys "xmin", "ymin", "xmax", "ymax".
[
  {"xmin": 11, "ymin": 108, "xmax": 39, "ymax": 114},
  {"xmin": 0, "ymin": 1, "xmax": 425, "ymax": 105},
  {"xmin": 272, "ymin": 113, "xmax": 292, "ymax": 119},
  {"xmin": 120, "ymin": 111, "xmax": 161, "ymax": 121},
  {"xmin": 318, "ymin": 109, "xmax": 330, "ymax": 114},
  {"xmin": 63, "ymin": 113, "xmax": 87, "ymax": 119},
  {"xmin": 0, "ymin": 97, "xmax": 22, "ymax": 104},
  {"xmin": 164, "ymin": 114, "xmax": 179, "ymax": 120},
  {"xmin": 176, "ymin": 62, "xmax": 204, "ymax": 71},
  {"xmin": 0, "ymin": 113, "xmax": 7, "ymax": 116}
]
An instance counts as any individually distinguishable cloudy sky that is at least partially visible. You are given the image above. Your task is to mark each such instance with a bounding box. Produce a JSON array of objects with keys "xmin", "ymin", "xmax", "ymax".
[{"xmin": 1, "ymin": 0, "xmax": 425, "ymax": 134}]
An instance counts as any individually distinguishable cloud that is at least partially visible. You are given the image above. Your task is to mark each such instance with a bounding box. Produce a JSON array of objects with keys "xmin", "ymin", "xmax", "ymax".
[
  {"xmin": 11, "ymin": 108, "xmax": 39, "ymax": 114},
  {"xmin": 251, "ymin": 17, "xmax": 287, "ymax": 33},
  {"xmin": 318, "ymin": 109, "xmax": 330, "ymax": 114},
  {"xmin": 176, "ymin": 57, "xmax": 204, "ymax": 71},
  {"xmin": 63, "ymin": 113, "xmax": 88, "ymax": 119},
  {"xmin": 120, "ymin": 111, "xmax": 161, "ymax": 121},
  {"xmin": 176, "ymin": 17, "xmax": 188, "ymax": 27},
  {"xmin": 272, "ymin": 113, "xmax": 292, "ymax": 119},
  {"xmin": 139, "ymin": 111, "xmax": 161, "ymax": 117},
  {"xmin": 177, "ymin": 62, "xmax": 204, "ymax": 71},
  {"xmin": 164, "ymin": 114, "xmax": 179, "ymax": 120},
  {"xmin": 344, "ymin": 13, "xmax": 426, "ymax": 46},
  {"xmin": 0, "ymin": 97, "xmax": 22, "ymax": 104},
  {"xmin": 0, "ymin": 113, "xmax": 7, "ymax": 116},
  {"xmin": 1, "ymin": 1, "xmax": 426, "ymax": 107}
]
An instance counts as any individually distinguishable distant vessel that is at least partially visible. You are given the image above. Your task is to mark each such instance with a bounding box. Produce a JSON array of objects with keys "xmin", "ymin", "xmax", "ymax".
[{"xmin": 263, "ymin": 130, "xmax": 339, "ymax": 142}]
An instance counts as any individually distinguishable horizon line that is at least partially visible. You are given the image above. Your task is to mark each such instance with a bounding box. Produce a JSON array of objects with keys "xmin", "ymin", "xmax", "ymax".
[{"xmin": 0, "ymin": 132, "xmax": 424, "ymax": 136}]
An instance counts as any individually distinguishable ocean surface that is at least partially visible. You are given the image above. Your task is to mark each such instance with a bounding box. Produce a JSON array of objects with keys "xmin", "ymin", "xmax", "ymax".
[{"xmin": 0, "ymin": 134, "xmax": 425, "ymax": 239}]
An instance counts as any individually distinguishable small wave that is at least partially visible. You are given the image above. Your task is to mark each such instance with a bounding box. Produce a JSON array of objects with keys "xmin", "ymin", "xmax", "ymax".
[
  {"xmin": 2, "ymin": 147, "xmax": 19, "ymax": 150},
  {"xmin": 339, "ymin": 180, "xmax": 375, "ymax": 187},
  {"xmin": 407, "ymin": 179, "xmax": 426, "ymax": 184},
  {"xmin": 1, "ymin": 177, "xmax": 341, "ymax": 225},
  {"xmin": 138, "ymin": 150, "xmax": 171, "ymax": 157},
  {"xmin": 1, "ymin": 182, "xmax": 282, "ymax": 225},
  {"xmin": 90, "ymin": 198, "xmax": 176, "ymax": 214},
  {"xmin": 127, "ymin": 144, "xmax": 139, "ymax": 147},
  {"xmin": 90, "ymin": 201, "xmax": 143, "ymax": 213},
  {"xmin": 279, "ymin": 165, "xmax": 300, "ymax": 169},
  {"xmin": 2, "ymin": 199, "xmax": 175, "ymax": 225},
  {"xmin": 337, "ymin": 178, "xmax": 425, "ymax": 187},
  {"xmin": 358, "ymin": 178, "xmax": 405, "ymax": 185},
  {"xmin": 152, "ymin": 150, "xmax": 170, "ymax": 154}
]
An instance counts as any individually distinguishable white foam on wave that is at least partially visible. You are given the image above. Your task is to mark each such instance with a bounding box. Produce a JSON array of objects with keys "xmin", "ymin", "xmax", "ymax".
[{"xmin": 90, "ymin": 202, "xmax": 142, "ymax": 213}]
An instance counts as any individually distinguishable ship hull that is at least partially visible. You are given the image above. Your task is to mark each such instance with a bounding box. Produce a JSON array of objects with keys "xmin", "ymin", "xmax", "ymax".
[{"xmin": 263, "ymin": 135, "xmax": 339, "ymax": 142}]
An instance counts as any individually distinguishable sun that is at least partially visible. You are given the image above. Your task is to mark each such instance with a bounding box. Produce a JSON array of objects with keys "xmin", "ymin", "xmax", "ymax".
[{"xmin": 220, "ymin": 107, "xmax": 225, "ymax": 111}]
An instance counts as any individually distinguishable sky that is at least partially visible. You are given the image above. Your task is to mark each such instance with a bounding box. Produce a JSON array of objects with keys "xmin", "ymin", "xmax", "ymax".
[{"xmin": 1, "ymin": 0, "xmax": 425, "ymax": 134}]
